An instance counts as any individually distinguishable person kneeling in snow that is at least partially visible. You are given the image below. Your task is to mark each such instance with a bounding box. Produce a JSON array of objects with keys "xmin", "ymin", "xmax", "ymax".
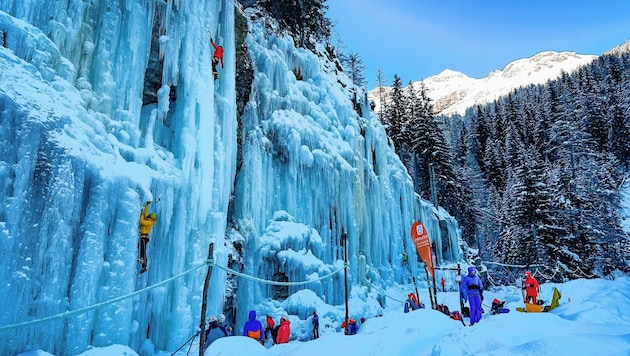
[
  {"xmin": 491, "ymin": 299, "xmax": 508, "ymax": 315},
  {"xmin": 341, "ymin": 318, "xmax": 358, "ymax": 335}
]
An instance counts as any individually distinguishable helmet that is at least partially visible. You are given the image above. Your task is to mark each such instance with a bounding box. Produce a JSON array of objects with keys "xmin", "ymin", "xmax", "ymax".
[
  {"xmin": 525, "ymin": 271, "xmax": 531, "ymax": 276},
  {"xmin": 468, "ymin": 266, "xmax": 476, "ymax": 274},
  {"xmin": 149, "ymin": 213, "xmax": 157, "ymax": 220},
  {"xmin": 218, "ymin": 314, "xmax": 226, "ymax": 323},
  {"xmin": 280, "ymin": 315, "xmax": 289, "ymax": 321},
  {"xmin": 208, "ymin": 315, "xmax": 217, "ymax": 323}
]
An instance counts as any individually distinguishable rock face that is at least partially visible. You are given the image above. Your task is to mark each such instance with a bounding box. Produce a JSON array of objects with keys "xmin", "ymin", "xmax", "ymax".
[{"xmin": 369, "ymin": 51, "xmax": 597, "ymax": 116}]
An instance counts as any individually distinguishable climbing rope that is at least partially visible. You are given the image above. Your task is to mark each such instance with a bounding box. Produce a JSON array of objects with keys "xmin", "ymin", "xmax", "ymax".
[
  {"xmin": 362, "ymin": 277, "xmax": 405, "ymax": 303},
  {"xmin": 0, "ymin": 258, "xmax": 349, "ymax": 333},
  {"xmin": 0, "ymin": 261, "xmax": 209, "ymax": 333},
  {"xmin": 213, "ymin": 262, "xmax": 347, "ymax": 286}
]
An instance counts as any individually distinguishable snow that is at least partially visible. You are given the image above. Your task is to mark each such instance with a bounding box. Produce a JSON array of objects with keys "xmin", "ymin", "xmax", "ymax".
[
  {"xmin": 23, "ymin": 276, "xmax": 628, "ymax": 355},
  {"xmin": 1, "ymin": 1, "xmax": 628, "ymax": 356}
]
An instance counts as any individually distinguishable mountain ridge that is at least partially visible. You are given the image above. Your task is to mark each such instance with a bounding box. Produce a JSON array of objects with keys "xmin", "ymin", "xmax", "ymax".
[{"xmin": 368, "ymin": 50, "xmax": 597, "ymax": 116}]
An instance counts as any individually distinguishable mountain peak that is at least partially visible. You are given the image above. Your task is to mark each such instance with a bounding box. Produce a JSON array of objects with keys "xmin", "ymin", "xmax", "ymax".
[{"xmin": 369, "ymin": 50, "xmax": 596, "ymax": 116}]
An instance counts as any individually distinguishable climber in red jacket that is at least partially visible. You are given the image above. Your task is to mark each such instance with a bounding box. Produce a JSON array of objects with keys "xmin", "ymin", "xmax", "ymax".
[{"xmin": 210, "ymin": 35, "xmax": 224, "ymax": 80}]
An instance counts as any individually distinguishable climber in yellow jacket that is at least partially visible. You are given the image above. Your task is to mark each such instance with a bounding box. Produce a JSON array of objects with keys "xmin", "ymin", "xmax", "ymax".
[{"xmin": 138, "ymin": 200, "xmax": 157, "ymax": 274}]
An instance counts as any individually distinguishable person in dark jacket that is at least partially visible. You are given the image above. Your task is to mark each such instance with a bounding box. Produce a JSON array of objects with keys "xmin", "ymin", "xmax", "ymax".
[
  {"xmin": 242, "ymin": 310, "xmax": 265, "ymax": 344},
  {"xmin": 312, "ymin": 311, "xmax": 319, "ymax": 339},
  {"xmin": 460, "ymin": 265, "xmax": 484, "ymax": 325}
]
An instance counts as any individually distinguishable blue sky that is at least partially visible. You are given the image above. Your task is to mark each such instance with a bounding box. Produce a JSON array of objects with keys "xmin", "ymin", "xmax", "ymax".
[{"xmin": 327, "ymin": 0, "xmax": 630, "ymax": 88}]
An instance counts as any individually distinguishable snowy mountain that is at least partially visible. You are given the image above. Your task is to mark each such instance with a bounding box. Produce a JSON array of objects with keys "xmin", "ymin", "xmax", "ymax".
[
  {"xmin": 369, "ymin": 51, "xmax": 596, "ymax": 116},
  {"xmin": 0, "ymin": 1, "xmax": 464, "ymax": 355}
]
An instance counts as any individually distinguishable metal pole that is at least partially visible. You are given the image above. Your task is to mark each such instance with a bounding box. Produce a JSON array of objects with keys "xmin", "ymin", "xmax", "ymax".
[
  {"xmin": 431, "ymin": 269, "xmax": 438, "ymax": 306},
  {"xmin": 199, "ymin": 243, "xmax": 215, "ymax": 356},
  {"xmin": 412, "ymin": 276, "xmax": 421, "ymax": 307},
  {"xmin": 342, "ymin": 232, "xmax": 349, "ymax": 335},
  {"xmin": 424, "ymin": 265, "xmax": 435, "ymax": 309},
  {"xmin": 456, "ymin": 263, "xmax": 466, "ymax": 326}
]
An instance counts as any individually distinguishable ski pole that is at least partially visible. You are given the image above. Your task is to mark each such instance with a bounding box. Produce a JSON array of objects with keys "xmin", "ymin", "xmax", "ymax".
[
  {"xmin": 186, "ymin": 332, "xmax": 199, "ymax": 355},
  {"xmin": 169, "ymin": 331, "xmax": 198, "ymax": 356}
]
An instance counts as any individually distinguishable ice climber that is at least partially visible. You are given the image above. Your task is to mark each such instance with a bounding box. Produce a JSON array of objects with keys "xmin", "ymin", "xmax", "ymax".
[
  {"xmin": 460, "ymin": 265, "xmax": 484, "ymax": 325},
  {"xmin": 210, "ymin": 35, "xmax": 224, "ymax": 80},
  {"xmin": 138, "ymin": 200, "xmax": 157, "ymax": 273},
  {"xmin": 242, "ymin": 310, "xmax": 265, "ymax": 344},
  {"xmin": 523, "ymin": 271, "xmax": 540, "ymax": 304}
]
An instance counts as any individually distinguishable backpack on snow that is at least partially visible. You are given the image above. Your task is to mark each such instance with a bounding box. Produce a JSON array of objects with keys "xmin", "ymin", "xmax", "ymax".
[
  {"xmin": 450, "ymin": 310, "xmax": 462, "ymax": 320},
  {"xmin": 436, "ymin": 304, "xmax": 450, "ymax": 316}
]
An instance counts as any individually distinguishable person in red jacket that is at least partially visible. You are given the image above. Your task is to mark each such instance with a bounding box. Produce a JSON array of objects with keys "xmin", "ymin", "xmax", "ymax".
[
  {"xmin": 523, "ymin": 271, "xmax": 540, "ymax": 304},
  {"xmin": 275, "ymin": 315, "xmax": 291, "ymax": 344},
  {"xmin": 264, "ymin": 314, "xmax": 275, "ymax": 342},
  {"xmin": 210, "ymin": 35, "xmax": 224, "ymax": 80},
  {"xmin": 408, "ymin": 293, "xmax": 419, "ymax": 308}
]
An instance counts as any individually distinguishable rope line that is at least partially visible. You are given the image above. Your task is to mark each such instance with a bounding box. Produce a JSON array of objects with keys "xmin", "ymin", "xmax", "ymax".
[
  {"xmin": 482, "ymin": 261, "xmax": 545, "ymax": 268},
  {"xmin": 358, "ymin": 274, "xmax": 407, "ymax": 304},
  {"xmin": 1, "ymin": 250, "xmax": 597, "ymax": 333},
  {"xmin": 482, "ymin": 260, "xmax": 596, "ymax": 279},
  {"xmin": 213, "ymin": 263, "xmax": 347, "ymax": 286},
  {"xmin": 0, "ymin": 261, "xmax": 209, "ymax": 333},
  {"xmin": 1, "ymin": 259, "xmax": 347, "ymax": 333}
]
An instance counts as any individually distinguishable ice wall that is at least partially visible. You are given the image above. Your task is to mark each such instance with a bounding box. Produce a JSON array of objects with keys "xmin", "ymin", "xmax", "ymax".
[
  {"xmin": 0, "ymin": 0, "xmax": 236, "ymax": 354},
  {"xmin": 231, "ymin": 8, "xmax": 462, "ymax": 331},
  {"xmin": 0, "ymin": 0, "xmax": 462, "ymax": 354}
]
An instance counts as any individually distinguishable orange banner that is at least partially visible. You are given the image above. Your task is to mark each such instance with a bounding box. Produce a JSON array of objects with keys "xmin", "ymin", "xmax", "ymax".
[{"xmin": 410, "ymin": 221, "xmax": 435, "ymax": 277}]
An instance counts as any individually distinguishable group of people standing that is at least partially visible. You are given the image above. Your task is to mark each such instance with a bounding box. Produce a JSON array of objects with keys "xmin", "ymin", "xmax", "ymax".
[
  {"xmin": 460, "ymin": 266, "xmax": 540, "ymax": 325},
  {"xmin": 242, "ymin": 310, "xmax": 294, "ymax": 345}
]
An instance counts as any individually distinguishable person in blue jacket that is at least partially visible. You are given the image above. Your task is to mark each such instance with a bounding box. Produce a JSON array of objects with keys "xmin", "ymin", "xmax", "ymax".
[
  {"xmin": 204, "ymin": 314, "xmax": 229, "ymax": 350},
  {"xmin": 242, "ymin": 310, "xmax": 265, "ymax": 344},
  {"xmin": 312, "ymin": 311, "xmax": 319, "ymax": 339},
  {"xmin": 460, "ymin": 265, "xmax": 484, "ymax": 325}
]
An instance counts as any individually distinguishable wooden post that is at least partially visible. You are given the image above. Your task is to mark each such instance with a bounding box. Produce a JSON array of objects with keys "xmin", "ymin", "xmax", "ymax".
[
  {"xmin": 198, "ymin": 243, "xmax": 215, "ymax": 356},
  {"xmin": 342, "ymin": 232, "xmax": 349, "ymax": 335}
]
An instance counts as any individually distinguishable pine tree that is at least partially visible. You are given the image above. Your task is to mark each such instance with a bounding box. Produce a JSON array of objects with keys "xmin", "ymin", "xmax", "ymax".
[
  {"xmin": 340, "ymin": 51, "xmax": 367, "ymax": 88},
  {"xmin": 374, "ymin": 66, "xmax": 388, "ymax": 119},
  {"xmin": 384, "ymin": 74, "xmax": 406, "ymax": 156},
  {"xmin": 257, "ymin": 0, "xmax": 331, "ymax": 47}
]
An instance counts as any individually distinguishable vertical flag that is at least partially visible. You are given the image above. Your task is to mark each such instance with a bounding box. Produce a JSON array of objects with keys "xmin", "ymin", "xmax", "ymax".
[{"xmin": 410, "ymin": 221, "xmax": 435, "ymax": 278}]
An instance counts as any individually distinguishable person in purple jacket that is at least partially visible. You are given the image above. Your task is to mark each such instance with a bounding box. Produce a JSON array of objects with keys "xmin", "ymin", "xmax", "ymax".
[
  {"xmin": 460, "ymin": 265, "xmax": 484, "ymax": 325},
  {"xmin": 242, "ymin": 310, "xmax": 265, "ymax": 344}
]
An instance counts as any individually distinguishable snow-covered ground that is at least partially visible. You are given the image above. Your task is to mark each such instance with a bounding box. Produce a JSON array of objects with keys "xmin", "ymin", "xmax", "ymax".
[{"xmin": 20, "ymin": 275, "xmax": 630, "ymax": 356}]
